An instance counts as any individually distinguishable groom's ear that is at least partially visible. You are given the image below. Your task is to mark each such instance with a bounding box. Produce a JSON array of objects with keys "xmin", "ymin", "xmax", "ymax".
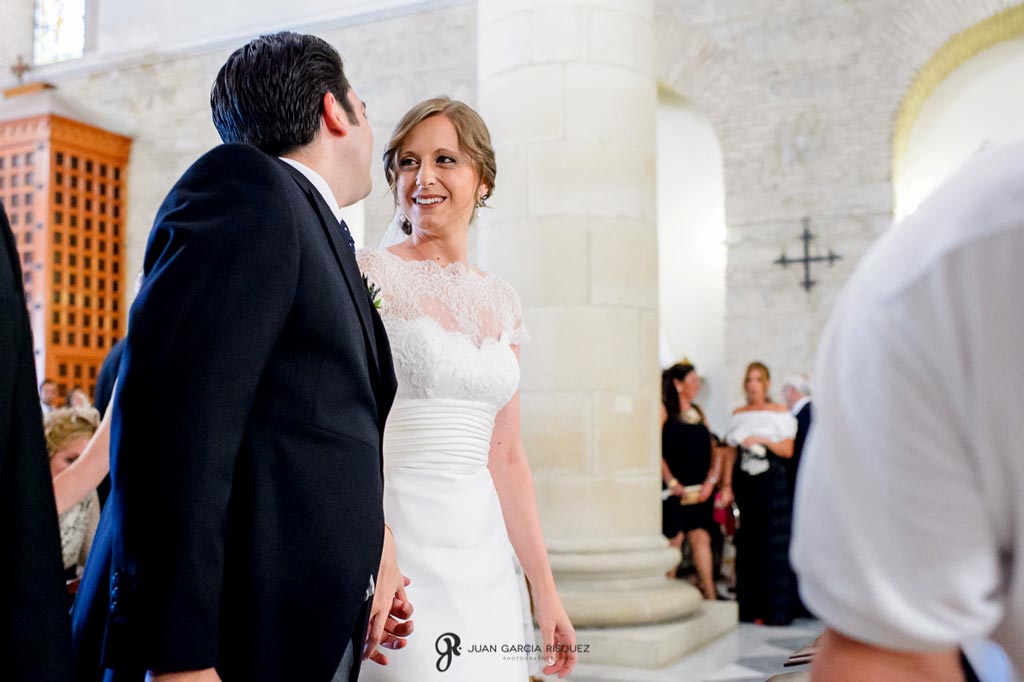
[{"xmin": 322, "ymin": 92, "xmax": 351, "ymax": 138}]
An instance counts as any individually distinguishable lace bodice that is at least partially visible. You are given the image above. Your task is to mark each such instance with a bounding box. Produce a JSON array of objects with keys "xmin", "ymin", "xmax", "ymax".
[
  {"xmin": 60, "ymin": 490, "xmax": 99, "ymax": 570},
  {"xmin": 357, "ymin": 248, "xmax": 529, "ymax": 408}
]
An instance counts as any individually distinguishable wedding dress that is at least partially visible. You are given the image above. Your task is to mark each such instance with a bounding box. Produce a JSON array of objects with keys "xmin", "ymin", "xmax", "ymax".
[{"xmin": 356, "ymin": 248, "xmax": 530, "ymax": 681}]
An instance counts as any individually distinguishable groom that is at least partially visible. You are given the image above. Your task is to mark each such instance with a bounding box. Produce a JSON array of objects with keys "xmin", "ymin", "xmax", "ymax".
[{"xmin": 72, "ymin": 32, "xmax": 403, "ymax": 681}]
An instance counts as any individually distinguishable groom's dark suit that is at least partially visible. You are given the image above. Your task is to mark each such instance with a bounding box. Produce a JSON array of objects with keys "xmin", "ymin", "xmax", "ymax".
[{"xmin": 71, "ymin": 144, "xmax": 396, "ymax": 681}]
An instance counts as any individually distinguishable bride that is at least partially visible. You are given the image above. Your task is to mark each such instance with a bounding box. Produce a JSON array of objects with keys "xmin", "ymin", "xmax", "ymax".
[{"xmin": 357, "ymin": 97, "xmax": 576, "ymax": 680}]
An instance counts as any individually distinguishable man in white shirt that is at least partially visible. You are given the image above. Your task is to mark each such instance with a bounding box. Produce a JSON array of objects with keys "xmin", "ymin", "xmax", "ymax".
[{"xmin": 792, "ymin": 139, "xmax": 1024, "ymax": 681}]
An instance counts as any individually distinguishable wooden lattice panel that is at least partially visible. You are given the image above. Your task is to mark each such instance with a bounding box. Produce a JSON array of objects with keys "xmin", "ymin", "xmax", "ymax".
[{"xmin": 0, "ymin": 112, "xmax": 131, "ymax": 401}]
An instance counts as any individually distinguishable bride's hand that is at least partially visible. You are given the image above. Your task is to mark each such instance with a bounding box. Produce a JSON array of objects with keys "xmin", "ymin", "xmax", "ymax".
[
  {"xmin": 364, "ymin": 526, "xmax": 414, "ymax": 665},
  {"xmin": 534, "ymin": 591, "xmax": 578, "ymax": 678}
]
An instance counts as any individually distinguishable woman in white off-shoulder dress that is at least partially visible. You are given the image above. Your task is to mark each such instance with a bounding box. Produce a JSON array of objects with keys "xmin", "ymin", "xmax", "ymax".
[
  {"xmin": 724, "ymin": 361, "xmax": 798, "ymax": 625},
  {"xmin": 357, "ymin": 97, "xmax": 576, "ymax": 681}
]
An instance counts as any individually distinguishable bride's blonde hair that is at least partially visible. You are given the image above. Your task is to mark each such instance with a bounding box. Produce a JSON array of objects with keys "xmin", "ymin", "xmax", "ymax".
[{"xmin": 382, "ymin": 97, "xmax": 497, "ymax": 234}]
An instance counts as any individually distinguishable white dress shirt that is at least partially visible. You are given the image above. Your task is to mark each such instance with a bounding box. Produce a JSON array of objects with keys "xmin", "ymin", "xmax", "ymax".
[
  {"xmin": 793, "ymin": 138, "xmax": 1024, "ymax": 677},
  {"xmin": 278, "ymin": 157, "xmax": 344, "ymax": 223}
]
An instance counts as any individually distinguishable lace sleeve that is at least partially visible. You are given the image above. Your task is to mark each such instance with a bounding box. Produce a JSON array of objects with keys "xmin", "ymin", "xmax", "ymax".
[{"xmin": 493, "ymin": 275, "xmax": 530, "ymax": 346}]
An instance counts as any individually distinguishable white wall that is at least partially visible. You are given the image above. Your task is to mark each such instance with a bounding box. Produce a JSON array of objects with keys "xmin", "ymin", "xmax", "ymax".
[
  {"xmin": 0, "ymin": 0, "xmax": 34, "ymax": 75},
  {"xmin": 656, "ymin": 96, "xmax": 728, "ymax": 433},
  {"xmin": 93, "ymin": 0, "xmax": 453, "ymax": 56},
  {"xmin": 896, "ymin": 36, "xmax": 1024, "ymax": 220}
]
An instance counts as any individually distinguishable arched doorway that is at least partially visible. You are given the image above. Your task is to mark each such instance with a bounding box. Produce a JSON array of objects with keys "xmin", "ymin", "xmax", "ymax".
[
  {"xmin": 656, "ymin": 88, "xmax": 728, "ymax": 429},
  {"xmin": 893, "ymin": 6, "xmax": 1024, "ymax": 220}
]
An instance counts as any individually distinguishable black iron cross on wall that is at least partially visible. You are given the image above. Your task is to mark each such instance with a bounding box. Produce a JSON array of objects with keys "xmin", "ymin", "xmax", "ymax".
[
  {"xmin": 10, "ymin": 56, "xmax": 30, "ymax": 84},
  {"xmin": 774, "ymin": 218, "xmax": 842, "ymax": 292}
]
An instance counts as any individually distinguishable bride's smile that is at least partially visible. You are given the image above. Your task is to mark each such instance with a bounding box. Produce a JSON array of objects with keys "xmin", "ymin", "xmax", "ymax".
[{"xmin": 396, "ymin": 114, "xmax": 486, "ymax": 237}]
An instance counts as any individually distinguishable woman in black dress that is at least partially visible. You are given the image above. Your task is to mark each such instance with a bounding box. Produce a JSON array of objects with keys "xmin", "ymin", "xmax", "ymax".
[
  {"xmin": 661, "ymin": 363, "xmax": 723, "ymax": 600},
  {"xmin": 724, "ymin": 361, "xmax": 798, "ymax": 624}
]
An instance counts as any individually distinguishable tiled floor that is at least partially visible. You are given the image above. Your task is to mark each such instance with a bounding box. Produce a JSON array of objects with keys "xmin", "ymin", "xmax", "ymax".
[{"xmin": 566, "ymin": 618, "xmax": 823, "ymax": 682}]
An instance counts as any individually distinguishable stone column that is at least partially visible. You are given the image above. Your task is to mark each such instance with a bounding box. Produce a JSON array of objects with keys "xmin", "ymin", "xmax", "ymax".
[{"xmin": 477, "ymin": 0, "xmax": 735, "ymax": 667}]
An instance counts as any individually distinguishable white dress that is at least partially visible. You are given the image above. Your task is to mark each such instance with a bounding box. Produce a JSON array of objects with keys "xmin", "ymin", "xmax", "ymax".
[
  {"xmin": 725, "ymin": 410, "xmax": 797, "ymax": 477},
  {"xmin": 357, "ymin": 248, "xmax": 529, "ymax": 681},
  {"xmin": 59, "ymin": 489, "xmax": 100, "ymax": 574}
]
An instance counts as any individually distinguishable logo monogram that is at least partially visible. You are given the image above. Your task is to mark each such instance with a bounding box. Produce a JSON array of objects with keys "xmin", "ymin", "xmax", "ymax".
[{"xmin": 435, "ymin": 632, "xmax": 462, "ymax": 672}]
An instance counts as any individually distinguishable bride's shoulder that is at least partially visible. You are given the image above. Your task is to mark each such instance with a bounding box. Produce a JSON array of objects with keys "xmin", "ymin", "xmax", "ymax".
[
  {"xmin": 355, "ymin": 246, "xmax": 377, "ymax": 263},
  {"xmin": 355, "ymin": 246, "xmax": 383, "ymax": 262},
  {"xmin": 482, "ymin": 270, "xmax": 523, "ymax": 308},
  {"xmin": 355, "ymin": 247, "xmax": 392, "ymax": 274}
]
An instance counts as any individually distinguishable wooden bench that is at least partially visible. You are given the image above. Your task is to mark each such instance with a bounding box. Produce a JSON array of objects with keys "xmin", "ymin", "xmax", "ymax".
[
  {"xmin": 784, "ymin": 637, "xmax": 818, "ymax": 667},
  {"xmin": 767, "ymin": 673, "xmax": 810, "ymax": 682},
  {"xmin": 764, "ymin": 636, "xmax": 818, "ymax": 681}
]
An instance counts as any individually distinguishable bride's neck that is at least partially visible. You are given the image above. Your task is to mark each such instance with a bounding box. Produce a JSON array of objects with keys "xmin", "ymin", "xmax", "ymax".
[{"xmin": 409, "ymin": 227, "xmax": 469, "ymax": 266}]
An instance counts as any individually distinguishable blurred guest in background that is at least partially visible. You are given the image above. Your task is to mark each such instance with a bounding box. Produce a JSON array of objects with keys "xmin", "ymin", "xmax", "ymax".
[
  {"xmin": 661, "ymin": 362, "xmax": 724, "ymax": 600},
  {"xmin": 782, "ymin": 374, "xmax": 813, "ymax": 617},
  {"xmin": 726, "ymin": 361, "xmax": 797, "ymax": 624},
  {"xmin": 65, "ymin": 386, "xmax": 93, "ymax": 410},
  {"xmin": 781, "ymin": 374, "xmax": 812, "ymax": 506},
  {"xmin": 39, "ymin": 379, "xmax": 59, "ymax": 417},
  {"xmin": 45, "ymin": 407, "xmax": 101, "ymax": 579}
]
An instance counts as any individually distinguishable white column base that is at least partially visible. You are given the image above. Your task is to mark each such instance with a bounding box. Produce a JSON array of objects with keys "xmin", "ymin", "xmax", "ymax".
[{"xmin": 569, "ymin": 601, "xmax": 739, "ymax": 669}]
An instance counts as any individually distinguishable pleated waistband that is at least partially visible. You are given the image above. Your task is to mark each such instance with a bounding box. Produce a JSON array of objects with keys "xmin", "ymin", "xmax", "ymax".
[{"xmin": 383, "ymin": 399, "xmax": 498, "ymax": 472}]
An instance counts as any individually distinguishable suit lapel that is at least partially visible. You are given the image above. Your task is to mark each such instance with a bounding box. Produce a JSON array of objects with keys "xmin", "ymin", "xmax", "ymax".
[{"xmin": 285, "ymin": 169, "xmax": 380, "ymax": 373}]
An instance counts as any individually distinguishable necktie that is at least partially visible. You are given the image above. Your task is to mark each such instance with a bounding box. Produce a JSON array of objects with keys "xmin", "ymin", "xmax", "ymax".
[{"xmin": 339, "ymin": 218, "xmax": 356, "ymax": 254}]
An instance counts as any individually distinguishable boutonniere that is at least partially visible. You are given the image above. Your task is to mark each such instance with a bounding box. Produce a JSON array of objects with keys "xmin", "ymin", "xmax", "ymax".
[{"xmin": 361, "ymin": 274, "xmax": 382, "ymax": 309}]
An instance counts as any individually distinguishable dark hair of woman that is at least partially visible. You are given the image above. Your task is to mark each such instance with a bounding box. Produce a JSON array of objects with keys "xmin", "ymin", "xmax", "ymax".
[{"xmin": 662, "ymin": 362, "xmax": 704, "ymax": 420}]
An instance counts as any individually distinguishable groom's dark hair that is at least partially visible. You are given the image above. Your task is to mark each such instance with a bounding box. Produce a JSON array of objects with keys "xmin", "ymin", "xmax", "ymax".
[{"xmin": 211, "ymin": 31, "xmax": 360, "ymax": 156}]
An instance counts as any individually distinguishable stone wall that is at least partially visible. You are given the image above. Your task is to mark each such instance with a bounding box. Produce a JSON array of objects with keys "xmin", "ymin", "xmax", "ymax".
[
  {"xmin": 6, "ymin": 2, "xmax": 476, "ymax": 309},
  {"xmin": 5, "ymin": 0, "xmax": 1022, "ymax": 409},
  {"xmin": 655, "ymin": 0, "xmax": 1023, "ymax": 405},
  {"xmin": 0, "ymin": 0, "xmax": 34, "ymax": 76}
]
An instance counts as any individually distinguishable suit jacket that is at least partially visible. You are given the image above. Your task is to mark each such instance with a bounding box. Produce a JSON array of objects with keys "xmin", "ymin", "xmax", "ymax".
[
  {"xmin": 71, "ymin": 144, "xmax": 397, "ymax": 681},
  {"xmin": 0, "ymin": 202, "xmax": 75, "ymax": 681},
  {"xmin": 94, "ymin": 338, "xmax": 125, "ymax": 418},
  {"xmin": 790, "ymin": 401, "xmax": 813, "ymax": 498},
  {"xmin": 90, "ymin": 338, "xmax": 125, "ymax": 507}
]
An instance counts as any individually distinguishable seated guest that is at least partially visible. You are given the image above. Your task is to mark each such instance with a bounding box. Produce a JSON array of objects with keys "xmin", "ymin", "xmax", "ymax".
[
  {"xmin": 725, "ymin": 361, "xmax": 797, "ymax": 624},
  {"xmin": 45, "ymin": 407, "xmax": 101, "ymax": 579},
  {"xmin": 65, "ymin": 386, "xmax": 92, "ymax": 410}
]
